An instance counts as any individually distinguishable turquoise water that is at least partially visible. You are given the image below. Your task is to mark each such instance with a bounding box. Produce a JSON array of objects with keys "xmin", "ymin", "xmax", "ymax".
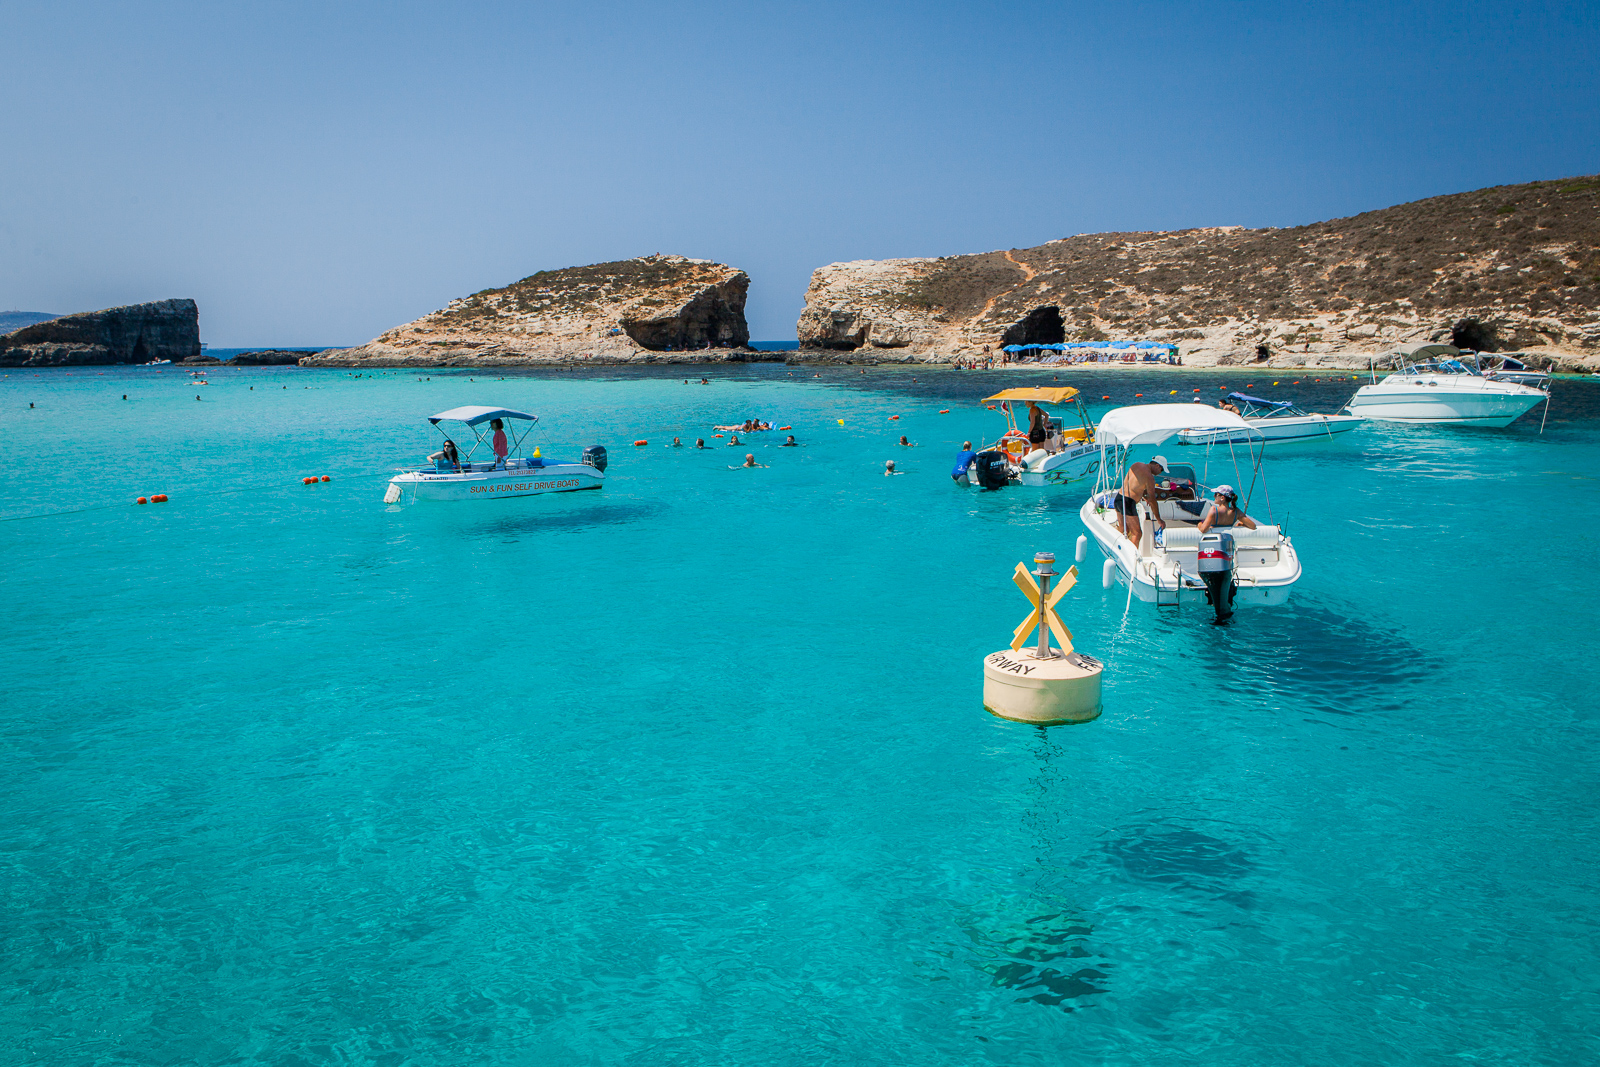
[{"xmin": 4, "ymin": 363, "xmax": 1598, "ymax": 1066}]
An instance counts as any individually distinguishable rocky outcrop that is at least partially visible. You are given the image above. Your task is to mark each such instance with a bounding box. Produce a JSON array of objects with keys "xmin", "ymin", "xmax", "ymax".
[
  {"xmin": 305, "ymin": 255, "xmax": 766, "ymax": 367},
  {"xmin": 796, "ymin": 176, "xmax": 1600, "ymax": 368},
  {"xmin": 0, "ymin": 299, "xmax": 201, "ymax": 367},
  {"xmin": 228, "ymin": 349, "xmax": 309, "ymax": 365}
]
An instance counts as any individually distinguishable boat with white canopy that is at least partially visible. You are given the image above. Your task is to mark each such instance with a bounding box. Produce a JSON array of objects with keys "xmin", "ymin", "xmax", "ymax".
[
  {"xmin": 1178, "ymin": 393, "xmax": 1363, "ymax": 445},
  {"xmin": 384, "ymin": 406, "xmax": 606, "ymax": 503},
  {"xmin": 1344, "ymin": 343, "xmax": 1549, "ymax": 428},
  {"xmin": 1081, "ymin": 404, "xmax": 1301, "ymax": 617},
  {"xmin": 960, "ymin": 387, "xmax": 1100, "ymax": 488}
]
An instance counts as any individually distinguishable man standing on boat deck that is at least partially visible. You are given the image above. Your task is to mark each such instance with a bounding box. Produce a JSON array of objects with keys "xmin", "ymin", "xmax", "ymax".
[{"xmin": 1115, "ymin": 455, "xmax": 1167, "ymax": 548}]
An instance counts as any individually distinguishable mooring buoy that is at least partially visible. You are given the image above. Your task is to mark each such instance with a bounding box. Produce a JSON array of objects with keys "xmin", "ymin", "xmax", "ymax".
[{"xmin": 982, "ymin": 551, "xmax": 1103, "ymax": 725}]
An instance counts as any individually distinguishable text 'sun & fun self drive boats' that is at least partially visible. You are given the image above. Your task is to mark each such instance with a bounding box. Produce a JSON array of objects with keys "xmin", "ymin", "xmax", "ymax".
[
  {"xmin": 384, "ymin": 406, "xmax": 606, "ymax": 504},
  {"xmin": 1344, "ymin": 343, "xmax": 1550, "ymax": 428},
  {"xmin": 1178, "ymin": 393, "xmax": 1363, "ymax": 445},
  {"xmin": 1081, "ymin": 404, "xmax": 1301, "ymax": 619},
  {"xmin": 957, "ymin": 387, "xmax": 1100, "ymax": 489}
]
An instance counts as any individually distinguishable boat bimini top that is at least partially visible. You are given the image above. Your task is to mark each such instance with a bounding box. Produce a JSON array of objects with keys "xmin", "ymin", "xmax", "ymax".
[
  {"xmin": 425, "ymin": 406, "xmax": 539, "ymax": 465},
  {"xmin": 1095, "ymin": 404, "xmax": 1260, "ymax": 447},
  {"xmin": 427, "ymin": 406, "xmax": 538, "ymax": 426},
  {"xmin": 981, "ymin": 387, "xmax": 1081, "ymax": 405}
]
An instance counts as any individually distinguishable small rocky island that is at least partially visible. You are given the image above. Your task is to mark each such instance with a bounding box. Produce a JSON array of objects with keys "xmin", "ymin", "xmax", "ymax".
[
  {"xmin": 0, "ymin": 299, "xmax": 202, "ymax": 367},
  {"xmin": 797, "ymin": 176, "xmax": 1600, "ymax": 368},
  {"xmin": 305, "ymin": 255, "xmax": 765, "ymax": 367}
]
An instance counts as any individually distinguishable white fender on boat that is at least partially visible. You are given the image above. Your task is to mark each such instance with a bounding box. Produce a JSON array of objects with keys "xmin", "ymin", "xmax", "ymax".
[
  {"xmin": 1075, "ymin": 535, "xmax": 1087, "ymax": 563},
  {"xmin": 1102, "ymin": 557, "xmax": 1116, "ymax": 589},
  {"xmin": 383, "ymin": 483, "xmax": 402, "ymax": 504}
]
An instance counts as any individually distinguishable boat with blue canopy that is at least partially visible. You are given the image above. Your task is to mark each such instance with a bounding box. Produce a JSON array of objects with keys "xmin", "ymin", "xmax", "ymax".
[
  {"xmin": 383, "ymin": 405, "xmax": 606, "ymax": 503},
  {"xmin": 1178, "ymin": 393, "xmax": 1363, "ymax": 445}
]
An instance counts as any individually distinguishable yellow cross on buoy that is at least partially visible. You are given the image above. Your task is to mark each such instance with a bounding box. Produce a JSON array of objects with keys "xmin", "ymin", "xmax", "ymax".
[{"xmin": 1010, "ymin": 554, "xmax": 1076, "ymax": 654}]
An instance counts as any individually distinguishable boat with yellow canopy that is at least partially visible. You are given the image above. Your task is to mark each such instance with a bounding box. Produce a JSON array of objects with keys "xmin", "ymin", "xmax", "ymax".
[{"xmin": 964, "ymin": 387, "xmax": 1100, "ymax": 489}]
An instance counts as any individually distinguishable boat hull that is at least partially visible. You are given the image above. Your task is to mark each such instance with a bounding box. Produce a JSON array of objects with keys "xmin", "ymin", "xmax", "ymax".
[
  {"xmin": 1345, "ymin": 380, "xmax": 1546, "ymax": 427},
  {"xmin": 1179, "ymin": 414, "xmax": 1362, "ymax": 445},
  {"xmin": 388, "ymin": 463, "xmax": 603, "ymax": 502},
  {"xmin": 1015, "ymin": 444, "xmax": 1100, "ymax": 487}
]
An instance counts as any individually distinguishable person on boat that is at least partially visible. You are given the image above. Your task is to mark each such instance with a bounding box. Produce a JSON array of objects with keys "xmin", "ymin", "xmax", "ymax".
[
  {"xmin": 781, "ymin": 435, "xmax": 798, "ymax": 446},
  {"xmin": 429, "ymin": 439, "xmax": 461, "ymax": 470},
  {"xmin": 950, "ymin": 441, "xmax": 977, "ymax": 482},
  {"xmin": 1026, "ymin": 401, "xmax": 1049, "ymax": 446},
  {"xmin": 490, "ymin": 418, "xmax": 509, "ymax": 467},
  {"xmin": 1114, "ymin": 455, "xmax": 1167, "ymax": 547},
  {"xmin": 1218, "ymin": 398, "xmax": 1241, "ymax": 415},
  {"xmin": 1198, "ymin": 485, "xmax": 1258, "ymax": 533}
]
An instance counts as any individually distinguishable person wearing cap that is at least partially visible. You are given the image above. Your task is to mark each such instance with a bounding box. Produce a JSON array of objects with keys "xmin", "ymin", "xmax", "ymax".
[
  {"xmin": 1113, "ymin": 454, "xmax": 1168, "ymax": 547},
  {"xmin": 1199, "ymin": 485, "xmax": 1257, "ymax": 533}
]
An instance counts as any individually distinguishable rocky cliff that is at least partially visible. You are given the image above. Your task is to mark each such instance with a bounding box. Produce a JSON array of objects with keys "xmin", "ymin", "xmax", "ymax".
[
  {"xmin": 797, "ymin": 176, "xmax": 1600, "ymax": 368},
  {"xmin": 305, "ymin": 255, "xmax": 762, "ymax": 367},
  {"xmin": 0, "ymin": 299, "xmax": 201, "ymax": 367}
]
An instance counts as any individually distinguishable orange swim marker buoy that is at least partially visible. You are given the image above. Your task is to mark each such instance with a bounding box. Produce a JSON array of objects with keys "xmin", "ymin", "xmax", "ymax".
[
  {"xmin": 321, "ymin": 475, "xmax": 330, "ymax": 482},
  {"xmin": 634, "ymin": 440, "xmax": 647, "ymax": 446},
  {"xmin": 715, "ymin": 433, "xmax": 725, "ymax": 437},
  {"xmin": 1135, "ymin": 393, "xmax": 1144, "ymax": 398},
  {"xmin": 890, "ymin": 415, "xmax": 899, "ymax": 420},
  {"xmin": 303, "ymin": 477, "xmax": 314, "ymax": 484},
  {"xmin": 152, "ymin": 494, "xmax": 168, "ymax": 503},
  {"xmin": 938, "ymin": 409, "xmax": 950, "ymax": 414},
  {"xmin": 778, "ymin": 425, "xmax": 791, "ymax": 431},
  {"xmin": 136, "ymin": 497, "xmax": 148, "ymax": 505}
]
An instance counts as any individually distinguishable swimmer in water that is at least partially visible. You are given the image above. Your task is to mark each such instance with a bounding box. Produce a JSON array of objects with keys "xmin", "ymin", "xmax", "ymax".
[
  {"xmin": 885, "ymin": 460, "xmax": 902, "ymax": 476},
  {"xmin": 738, "ymin": 454, "xmax": 766, "ymax": 468},
  {"xmin": 671, "ymin": 437, "xmax": 682, "ymax": 447},
  {"xmin": 781, "ymin": 435, "xmax": 798, "ymax": 446},
  {"xmin": 695, "ymin": 438, "xmax": 706, "ymax": 448},
  {"xmin": 898, "ymin": 435, "xmax": 914, "ymax": 447},
  {"xmin": 728, "ymin": 435, "xmax": 741, "ymax": 446}
]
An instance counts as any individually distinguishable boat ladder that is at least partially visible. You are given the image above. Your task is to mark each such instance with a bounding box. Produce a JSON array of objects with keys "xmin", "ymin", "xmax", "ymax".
[{"xmin": 1150, "ymin": 562, "xmax": 1182, "ymax": 608}]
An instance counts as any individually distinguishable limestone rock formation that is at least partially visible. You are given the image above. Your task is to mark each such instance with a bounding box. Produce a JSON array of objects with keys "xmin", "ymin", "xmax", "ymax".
[
  {"xmin": 0, "ymin": 299, "xmax": 201, "ymax": 367},
  {"xmin": 305, "ymin": 255, "xmax": 762, "ymax": 367},
  {"xmin": 796, "ymin": 176, "xmax": 1600, "ymax": 368}
]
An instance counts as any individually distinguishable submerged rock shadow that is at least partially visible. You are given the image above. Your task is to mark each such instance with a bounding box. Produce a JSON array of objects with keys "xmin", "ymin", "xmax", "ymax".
[
  {"xmin": 1185, "ymin": 597, "xmax": 1431, "ymax": 716},
  {"xmin": 952, "ymin": 894, "xmax": 1110, "ymax": 1011},
  {"xmin": 1097, "ymin": 818, "xmax": 1259, "ymax": 907},
  {"xmin": 462, "ymin": 500, "xmax": 667, "ymax": 540}
]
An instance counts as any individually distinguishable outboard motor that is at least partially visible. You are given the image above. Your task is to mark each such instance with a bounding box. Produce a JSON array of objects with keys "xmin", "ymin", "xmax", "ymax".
[
  {"xmin": 1197, "ymin": 530, "xmax": 1236, "ymax": 620},
  {"xmin": 973, "ymin": 449, "xmax": 1012, "ymax": 491},
  {"xmin": 581, "ymin": 445, "xmax": 608, "ymax": 473}
]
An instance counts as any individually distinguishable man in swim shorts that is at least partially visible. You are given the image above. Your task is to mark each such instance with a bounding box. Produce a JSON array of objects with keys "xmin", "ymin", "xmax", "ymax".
[{"xmin": 1115, "ymin": 455, "xmax": 1167, "ymax": 547}]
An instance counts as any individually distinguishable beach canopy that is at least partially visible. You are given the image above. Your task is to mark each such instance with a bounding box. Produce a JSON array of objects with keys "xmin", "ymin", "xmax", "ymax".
[
  {"xmin": 982, "ymin": 387, "xmax": 1080, "ymax": 405},
  {"xmin": 1095, "ymin": 404, "xmax": 1258, "ymax": 448},
  {"xmin": 1229, "ymin": 392, "xmax": 1291, "ymax": 407},
  {"xmin": 428, "ymin": 406, "xmax": 538, "ymax": 426}
]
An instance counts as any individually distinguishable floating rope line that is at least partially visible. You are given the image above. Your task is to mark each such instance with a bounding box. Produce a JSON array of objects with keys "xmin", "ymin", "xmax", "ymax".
[{"xmin": 0, "ymin": 467, "xmax": 398, "ymax": 524}]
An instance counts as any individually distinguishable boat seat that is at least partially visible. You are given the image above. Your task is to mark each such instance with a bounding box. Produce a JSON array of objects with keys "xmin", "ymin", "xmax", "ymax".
[{"xmin": 1159, "ymin": 524, "xmax": 1280, "ymax": 550}]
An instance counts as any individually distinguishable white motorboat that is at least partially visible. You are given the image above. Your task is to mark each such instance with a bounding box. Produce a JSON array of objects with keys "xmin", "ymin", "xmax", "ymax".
[
  {"xmin": 384, "ymin": 406, "xmax": 605, "ymax": 504},
  {"xmin": 1178, "ymin": 393, "xmax": 1362, "ymax": 445},
  {"xmin": 1081, "ymin": 404, "xmax": 1301, "ymax": 618},
  {"xmin": 1345, "ymin": 343, "xmax": 1549, "ymax": 427},
  {"xmin": 958, "ymin": 387, "xmax": 1100, "ymax": 489}
]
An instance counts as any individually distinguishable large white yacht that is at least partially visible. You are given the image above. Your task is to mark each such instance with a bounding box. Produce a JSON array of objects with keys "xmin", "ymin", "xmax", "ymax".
[{"xmin": 1345, "ymin": 344, "xmax": 1549, "ymax": 428}]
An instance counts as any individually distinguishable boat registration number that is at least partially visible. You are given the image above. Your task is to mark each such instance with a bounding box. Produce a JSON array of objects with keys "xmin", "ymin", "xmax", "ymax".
[{"xmin": 471, "ymin": 479, "xmax": 581, "ymax": 493}]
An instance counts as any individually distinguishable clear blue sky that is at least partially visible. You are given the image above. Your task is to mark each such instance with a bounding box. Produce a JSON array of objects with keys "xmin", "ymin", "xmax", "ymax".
[{"xmin": 3, "ymin": 0, "xmax": 1595, "ymax": 344}]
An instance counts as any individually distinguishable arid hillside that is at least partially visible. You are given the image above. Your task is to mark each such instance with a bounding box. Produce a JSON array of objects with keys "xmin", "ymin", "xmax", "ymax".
[
  {"xmin": 306, "ymin": 255, "xmax": 758, "ymax": 367},
  {"xmin": 798, "ymin": 176, "xmax": 1600, "ymax": 367}
]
